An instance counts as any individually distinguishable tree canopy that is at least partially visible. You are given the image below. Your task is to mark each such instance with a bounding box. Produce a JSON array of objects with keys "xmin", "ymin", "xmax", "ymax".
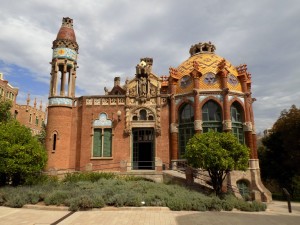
[
  {"xmin": 185, "ymin": 131, "xmax": 249, "ymax": 195},
  {"xmin": 0, "ymin": 97, "xmax": 12, "ymax": 123},
  {"xmin": 0, "ymin": 97, "xmax": 47, "ymax": 186},
  {"xmin": 259, "ymin": 105, "xmax": 300, "ymax": 197}
]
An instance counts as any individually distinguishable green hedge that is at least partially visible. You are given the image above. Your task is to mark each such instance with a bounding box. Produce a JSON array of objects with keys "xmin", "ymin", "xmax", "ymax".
[{"xmin": 0, "ymin": 172, "xmax": 267, "ymax": 212}]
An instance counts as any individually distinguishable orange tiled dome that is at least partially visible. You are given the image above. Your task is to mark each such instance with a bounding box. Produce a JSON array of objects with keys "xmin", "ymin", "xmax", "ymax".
[{"xmin": 176, "ymin": 42, "xmax": 242, "ymax": 93}]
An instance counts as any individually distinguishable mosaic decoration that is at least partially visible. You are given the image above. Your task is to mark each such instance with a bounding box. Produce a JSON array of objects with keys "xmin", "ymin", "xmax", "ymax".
[
  {"xmin": 49, "ymin": 97, "xmax": 72, "ymax": 106},
  {"xmin": 238, "ymin": 96, "xmax": 244, "ymax": 103},
  {"xmin": 228, "ymin": 74, "xmax": 238, "ymax": 86},
  {"xmin": 53, "ymin": 48, "xmax": 77, "ymax": 61},
  {"xmin": 93, "ymin": 113, "xmax": 112, "ymax": 127},
  {"xmin": 203, "ymin": 72, "xmax": 217, "ymax": 84},
  {"xmin": 199, "ymin": 95, "xmax": 223, "ymax": 102},
  {"xmin": 175, "ymin": 97, "xmax": 194, "ymax": 106},
  {"xmin": 229, "ymin": 95, "xmax": 244, "ymax": 103},
  {"xmin": 187, "ymin": 96, "xmax": 194, "ymax": 102},
  {"xmin": 179, "ymin": 75, "xmax": 192, "ymax": 88}
]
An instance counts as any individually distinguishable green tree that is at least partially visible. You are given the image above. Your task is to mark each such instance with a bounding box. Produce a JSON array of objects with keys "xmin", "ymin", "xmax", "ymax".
[
  {"xmin": 0, "ymin": 120, "xmax": 47, "ymax": 186},
  {"xmin": 36, "ymin": 123, "xmax": 46, "ymax": 147},
  {"xmin": 0, "ymin": 97, "xmax": 12, "ymax": 123},
  {"xmin": 259, "ymin": 105, "xmax": 300, "ymax": 197},
  {"xmin": 185, "ymin": 131, "xmax": 249, "ymax": 196}
]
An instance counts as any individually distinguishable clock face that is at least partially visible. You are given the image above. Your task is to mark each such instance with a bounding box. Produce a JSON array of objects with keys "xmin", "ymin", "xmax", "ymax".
[{"xmin": 180, "ymin": 75, "xmax": 192, "ymax": 88}]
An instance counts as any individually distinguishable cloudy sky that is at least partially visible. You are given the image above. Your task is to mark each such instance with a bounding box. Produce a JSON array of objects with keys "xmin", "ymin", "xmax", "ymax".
[{"xmin": 0, "ymin": 0, "xmax": 299, "ymax": 133}]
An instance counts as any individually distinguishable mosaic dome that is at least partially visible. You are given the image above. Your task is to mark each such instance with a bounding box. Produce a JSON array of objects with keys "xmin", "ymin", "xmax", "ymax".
[{"xmin": 176, "ymin": 42, "xmax": 242, "ymax": 93}]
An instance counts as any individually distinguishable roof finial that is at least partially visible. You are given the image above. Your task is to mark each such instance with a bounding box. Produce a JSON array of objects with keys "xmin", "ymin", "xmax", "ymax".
[{"xmin": 26, "ymin": 93, "xmax": 30, "ymax": 106}]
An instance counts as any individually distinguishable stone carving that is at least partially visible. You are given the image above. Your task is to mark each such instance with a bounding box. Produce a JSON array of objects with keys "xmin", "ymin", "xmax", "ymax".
[
  {"xmin": 150, "ymin": 85, "xmax": 156, "ymax": 96},
  {"xmin": 94, "ymin": 99, "xmax": 101, "ymax": 105},
  {"xmin": 86, "ymin": 99, "xmax": 93, "ymax": 105},
  {"xmin": 161, "ymin": 98, "xmax": 167, "ymax": 105},
  {"xmin": 243, "ymin": 122, "xmax": 253, "ymax": 132},
  {"xmin": 110, "ymin": 98, "xmax": 117, "ymax": 105},
  {"xmin": 194, "ymin": 120, "xmax": 203, "ymax": 131},
  {"xmin": 124, "ymin": 127, "xmax": 131, "ymax": 136},
  {"xmin": 129, "ymin": 87, "xmax": 136, "ymax": 97},
  {"xmin": 251, "ymin": 124, "xmax": 256, "ymax": 134},
  {"xmin": 118, "ymin": 98, "xmax": 125, "ymax": 105},
  {"xmin": 223, "ymin": 120, "xmax": 232, "ymax": 130},
  {"xmin": 102, "ymin": 98, "xmax": 109, "ymax": 105},
  {"xmin": 170, "ymin": 123, "xmax": 178, "ymax": 133},
  {"xmin": 139, "ymin": 77, "xmax": 147, "ymax": 97},
  {"xmin": 155, "ymin": 127, "xmax": 161, "ymax": 136}
]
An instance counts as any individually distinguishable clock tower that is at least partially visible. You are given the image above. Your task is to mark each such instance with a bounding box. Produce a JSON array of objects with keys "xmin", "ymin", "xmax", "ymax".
[{"xmin": 46, "ymin": 17, "xmax": 79, "ymax": 170}]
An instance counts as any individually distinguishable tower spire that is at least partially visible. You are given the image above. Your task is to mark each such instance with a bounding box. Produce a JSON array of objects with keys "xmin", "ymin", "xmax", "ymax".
[
  {"xmin": 49, "ymin": 17, "xmax": 78, "ymax": 100},
  {"xmin": 26, "ymin": 93, "xmax": 30, "ymax": 105}
]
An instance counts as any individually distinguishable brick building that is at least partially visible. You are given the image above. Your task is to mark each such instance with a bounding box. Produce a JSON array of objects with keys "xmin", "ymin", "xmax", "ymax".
[
  {"xmin": 46, "ymin": 17, "xmax": 271, "ymax": 201},
  {"xmin": 0, "ymin": 73, "xmax": 46, "ymax": 134},
  {"xmin": 15, "ymin": 94, "xmax": 46, "ymax": 135},
  {"xmin": 0, "ymin": 73, "xmax": 18, "ymax": 113}
]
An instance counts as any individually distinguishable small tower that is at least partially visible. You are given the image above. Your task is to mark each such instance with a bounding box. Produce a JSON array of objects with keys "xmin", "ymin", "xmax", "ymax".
[{"xmin": 46, "ymin": 17, "xmax": 79, "ymax": 170}]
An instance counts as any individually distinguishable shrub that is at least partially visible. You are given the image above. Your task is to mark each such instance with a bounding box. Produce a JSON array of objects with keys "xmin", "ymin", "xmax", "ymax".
[
  {"xmin": 24, "ymin": 174, "xmax": 58, "ymax": 186},
  {"xmin": 221, "ymin": 200, "xmax": 234, "ymax": 211},
  {"xmin": 167, "ymin": 198, "xmax": 184, "ymax": 211},
  {"xmin": 0, "ymin": 175, "xmax": 268, "ymax": 212},
  {"xmin": 44, "ymin": 190, "xmax": 69, "ymax": 206},
  {"xmin": 26, "ymin": 190, "xmax": 43, "ymax": 204},
  {"xmin": 206, "ymin": 195, "xmax": 223, "ymax": 211},
  {"xmin": 4, "ymin": 194, "xmax": 27, "ymax": 208},
  {"xmin": 250, "ymin": 201, "xmax": 267, "ymax": 211},
  {"xmin": 143, "ymin": 191, "xmax": 167, "ymax": 206},
  {"xmin": 67, "ymin": 195, "xmax": 95, "ymax": 211},
  {"xmin": 62, "ymin": 172, "xmax": 117, "ymax": 183}
]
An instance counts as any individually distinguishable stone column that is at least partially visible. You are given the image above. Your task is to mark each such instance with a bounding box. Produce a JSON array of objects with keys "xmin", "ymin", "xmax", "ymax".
[
  {"xmin": 219, "ymin": 71, "xmax": 231, "ymax": 132},
  {"xmin": 52, "ymin": 61, "xmax": 59, "ymax": 96},
  {"xmin": 249, "ymin": 96, "xmax": 258, "ymax": 159},
  {"xmin": 68, "ymin": 67, "xmax": 73, "ymax": 97},
  {"xmin": 170, "ymin": 94, "xmax": 178, "ymax": 160},
  {"xmin": 191, "ymin": 70, "xmax": 202, "ymax": 133},
  {"xmin": 60, "ymin": 63, "xmax": 67, "ymax": 96},
  {"xmin": 240, "ymin": 75, "xmax": 254, "ymax": 158}
]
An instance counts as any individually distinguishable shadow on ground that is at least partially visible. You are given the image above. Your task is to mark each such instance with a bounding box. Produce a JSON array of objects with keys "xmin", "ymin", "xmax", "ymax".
[{"xmin": 176, "ymin": 211, "xmax": 300, "ymax": 225}]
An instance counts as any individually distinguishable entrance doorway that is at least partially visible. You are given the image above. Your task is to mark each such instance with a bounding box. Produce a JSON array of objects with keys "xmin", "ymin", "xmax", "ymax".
[{"xmin": 132, "ymin": 128, "xmax": 154, "ymax": 170}]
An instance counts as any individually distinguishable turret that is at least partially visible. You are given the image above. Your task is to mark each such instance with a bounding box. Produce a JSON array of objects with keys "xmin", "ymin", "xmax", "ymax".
[{"xmin": 46, "ymin": 17, "xmax": 79, "ymax": 170}]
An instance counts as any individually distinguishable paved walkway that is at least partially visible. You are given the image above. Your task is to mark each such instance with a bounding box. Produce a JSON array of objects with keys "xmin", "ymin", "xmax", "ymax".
[{"xmin": 0, "ymin": 201, "xmax": 300, "ymax": 225}]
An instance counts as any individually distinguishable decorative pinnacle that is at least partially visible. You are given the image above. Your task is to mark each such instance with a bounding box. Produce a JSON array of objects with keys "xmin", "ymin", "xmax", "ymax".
[
  {"xmin": 61, "ymin": 17, "xmax": 74, "ymax": 29},
  {"xmin": 189, "ymin": 42, "xmax": 216, "ymax": 56}
]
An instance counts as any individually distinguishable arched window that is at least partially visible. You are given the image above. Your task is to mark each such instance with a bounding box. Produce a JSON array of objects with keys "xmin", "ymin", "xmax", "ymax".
[
  {"xmin": 178, "ymin": 104, "xmax": 194, "ymax": 157},
  {"xmin": 92, "ymin": 113, "xmax": 113, "ymax": 158},
  {"xmin": 237, "ymin": 180, "xmax": 250, "ymax": 200},
  {"xmin": 231, "ymin": 102, "xmax": 244, "ymax": 143},
  {"xmin": 52, "ymin": 133, "xmax": 57, "ymax": 151},
  {"xmin": 202, "ymin": 100, "xmax": 222, "ymax": 132},
  {"xmin": 139, "ymin": 109, "xmax": 147, "ymax": 120}
]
